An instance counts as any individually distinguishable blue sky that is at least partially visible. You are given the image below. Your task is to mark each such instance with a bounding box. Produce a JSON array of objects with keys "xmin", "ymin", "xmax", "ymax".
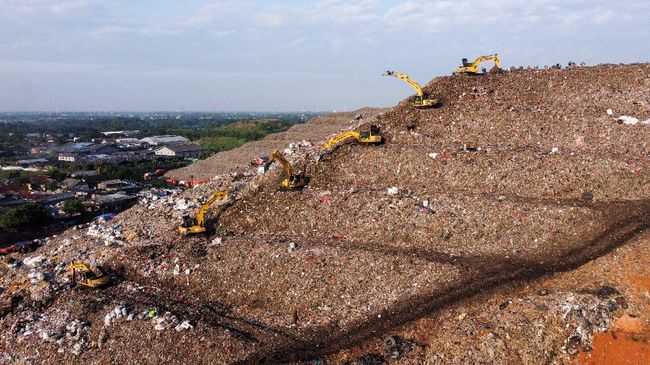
[{"xmin": 1, "ymin": 0, "xmax": 649, "ymax": 112}]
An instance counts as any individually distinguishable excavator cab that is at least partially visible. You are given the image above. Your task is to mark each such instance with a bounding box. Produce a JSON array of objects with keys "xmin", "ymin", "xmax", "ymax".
[
  {"xmin": 455, "ymin": 54, "xmax": 502, "ymax": 75},
  {"xmin": 359, "ymin": 125, "xmax": 382, "ymax": 143},
  {"xmin": 281, "ymin": 174, "xmax": 309, "ymax": 191},
  {"xmin": 178, "ymin": 215, "xmax": 200, "ymax": 236},
  {"xmin": 69, "ymin": 262, "xmax": 110, "ymax": 289}
]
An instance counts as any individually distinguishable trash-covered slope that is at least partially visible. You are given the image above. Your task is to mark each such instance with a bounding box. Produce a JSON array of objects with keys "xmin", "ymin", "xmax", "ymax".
[
  {"xmin": 168, "ymin": 108, "xmax": 387, "ymax": 181},
  {"xmin": 1, "ymin": 64, "xmax": 649, "ymax": 365}
]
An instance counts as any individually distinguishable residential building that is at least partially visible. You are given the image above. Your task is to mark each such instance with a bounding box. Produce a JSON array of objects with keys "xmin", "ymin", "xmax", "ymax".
[
  {"xmin": 93, "ymin": 193, "xmax": 138, "ymax": 212},
  {"xmin": 58, "ymin": 153, "xmax": 79, "ymax": 162},
  {"xmin": 37, "ymin": 192, "xmax": 76, "ymax": 205},
  {"xmin": 102, "ymin": 130, "xmax": 140, "ymax": 137},
  {"xmin": 97, "ymin": 179, "xmax": 139, "ymax": 193},
  {"xmin": 0, "ymin": 194, "xmax": 28, "ymax": 208},
  {"xmin": 62, "ymin": 178, "xmax": 90, "ymax": 192},
  {"xmin": 154, "ymin": 143, "xmax": 202, "ymax": 158},
  {"xmin": 58, "ymin": 143, "xmax": 118, "ymax": 163},
  {"xmin": 70, "ymin": 170, "xmax": 99, "ymax": 179},
  {"xmin": 16, "ymin": 158, "xmax": 50, "ymax": 167}
]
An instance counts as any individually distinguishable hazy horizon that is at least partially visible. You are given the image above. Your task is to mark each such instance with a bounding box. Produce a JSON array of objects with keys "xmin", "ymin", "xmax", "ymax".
[{"xmin": 1, "ymin": 0, "xmax": 649, "ymax": 112}]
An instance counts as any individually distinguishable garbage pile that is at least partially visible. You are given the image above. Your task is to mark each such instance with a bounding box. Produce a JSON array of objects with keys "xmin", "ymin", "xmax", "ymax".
[
  {"xmin": 1, "ymin": 64, "xmax": 649, "ymax": 364},
  {"xmin": 12, "ymin": 310, "xmax": 91, "ymax": 356},
  {"xmin": 102, "ymin": 304, "xmax": 193, "ymax": 333},
  {"xmin": 87, "ymin": 222, "xmax": 124, "ymax": 246},
  {"xmin": 423, "ymin": 287, "xmax": 629, "ymax": 364},
  {"xmin": 137, "ymin": 188, "xmax": 182, "ymax": 207}
]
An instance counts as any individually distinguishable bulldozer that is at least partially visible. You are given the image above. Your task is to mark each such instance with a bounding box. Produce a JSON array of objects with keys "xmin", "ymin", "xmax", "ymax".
[
  {"xmin": 271, "ymin": 150, "xmax": 308, "ymax": 191},
  {"xmin": 323, "ymin": 125, "xmax": 383, "ymax": 151},
  {"xmin": 69, "ymin": 262, "xmax": 110, "ymax": 288},
  {"xmin": 178, "ymin": 191, "xmax": 228, "ymax": 236},
  {"xmin": 454, "ymin": 54, "xmax": 502, "ymax": 75},
  {"xmin": 383, "ymin": 70, "xmax": 439, "ymax": 109}
]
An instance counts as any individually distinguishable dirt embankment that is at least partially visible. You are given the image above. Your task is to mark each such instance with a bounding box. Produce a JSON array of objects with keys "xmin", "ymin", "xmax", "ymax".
[{"xmin": 1, "ymin": 64, "xmax": 649, "ymax": 365}]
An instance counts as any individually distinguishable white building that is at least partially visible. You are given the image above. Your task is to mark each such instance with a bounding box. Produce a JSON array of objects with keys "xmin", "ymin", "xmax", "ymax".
[
  {"xmin": 140, "ymin": 135, "xmax": 189, "ymax": 146},
  {"xmin": 154, "ymin": 143, "xmax": 202, "ymax": 158}
]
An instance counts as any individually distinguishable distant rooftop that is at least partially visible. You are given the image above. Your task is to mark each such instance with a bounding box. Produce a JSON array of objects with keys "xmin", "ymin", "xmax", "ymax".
[
  {"xmin": 102, "ymin": 130, "xmax": 140, "ymax": 137},
  {"xmin": 157, "ymin": 143, "xmax": 202, "ymax": 153},
  {"xmin": 141, "ymin": 135, "xmax": 189, "ymax": 146}
]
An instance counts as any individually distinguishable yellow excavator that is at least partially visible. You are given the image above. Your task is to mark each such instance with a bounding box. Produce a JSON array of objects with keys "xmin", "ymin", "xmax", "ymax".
[
  {"xmin": 69, "ymin": 262, "xmax": 110, "ymax": 288},
  {"xmin": 455, "ymin": 54, "xmax": 502, "ymax": 75},
  {"xmin": 324, "ymin": 125, "xmax": 383, "ymax": 151},
  {"xmin": 383, "ymin": 70, "xmax": 439, "ymax": 109},
  {"xmin": 178, "ymin": 191, "xmax": 228, "ymax": 236},
  {"xmin": 271, "ymin": 150, "xmax": 308, "ymax": 190}
]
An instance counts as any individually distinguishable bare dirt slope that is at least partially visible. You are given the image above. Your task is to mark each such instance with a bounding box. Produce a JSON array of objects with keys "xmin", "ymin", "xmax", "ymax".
[
  {"xmin": 1, "ymin": 64, "xmax": 649, "ymax": 365},
  {"xmin": 168, "ymin": 108, "xmax": 387, "ymax": 181}
]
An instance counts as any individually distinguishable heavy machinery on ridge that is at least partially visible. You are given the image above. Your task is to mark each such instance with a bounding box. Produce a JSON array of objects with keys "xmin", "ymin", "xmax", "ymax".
[
  {"xmin": 178, "ymin": 191, "xmax": 229, "ymax": 236},
  {"xmin": 69, "ymin": 262, "xmax": 110, "ymax": 288},
  {"xmin": 383, "ymin": 70, "xmax": 439, "ymax": 109},
  {"xmin": 271, "ymin": 150, "xmax": 308, "ymax": 190},
  {"xmin": 454, "ymin": 54, "xmax": 502, "ymax": 75},
  {"xmin": 323, "ymin": 124, "xmax": 383, "ymax": 152}
]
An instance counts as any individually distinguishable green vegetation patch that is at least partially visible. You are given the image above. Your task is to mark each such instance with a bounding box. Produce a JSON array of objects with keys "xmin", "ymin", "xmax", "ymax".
[
  {"xmin": 0, "ymin": 203, "xmax": 50, "ymax": 231},
  {"xmin": 198, "ymin": 120, "xmax": 292, "ymax": 154}
]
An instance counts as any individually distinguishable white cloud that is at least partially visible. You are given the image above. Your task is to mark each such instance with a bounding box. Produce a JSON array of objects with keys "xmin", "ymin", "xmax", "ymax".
[
  {"xmin": 180, "ymin": 0, "xmax": 253, "ymax": 28},
  {"xmin": 256, "ymin": 13, "xmax": 287, "ymax": 28},
  {"xmin": 382, "ymin": 0, "xmax": 650, "ymax": 31},
  {"xmin": 306, "ymin": 0, "xmax": 380, "ymax": 25},
  {"xmin": 0, "ymin": 0, "xmax": 94, "ymax": 16},
  {"xmin": 1, "ymin": 0, "xmax": 649, "ymax": 111}
]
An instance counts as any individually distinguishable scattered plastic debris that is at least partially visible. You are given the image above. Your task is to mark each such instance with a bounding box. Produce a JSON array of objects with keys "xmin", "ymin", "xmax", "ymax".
[{"xmin": 23, "ymin": 256, "xmax": 45, "ymax": 268}]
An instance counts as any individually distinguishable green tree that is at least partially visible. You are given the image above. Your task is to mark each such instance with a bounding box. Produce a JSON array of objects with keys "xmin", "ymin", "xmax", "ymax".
[
  {"xmin": 0, "ymin": 203, "xmax": 50, "ymax": 231},
  {"xmin": 46, "ymin": 167, "xmax": 68, "ymax": 182},
  {"xmin": 62, "ymin": 199, "xmax": 85, "ymax": 215}
]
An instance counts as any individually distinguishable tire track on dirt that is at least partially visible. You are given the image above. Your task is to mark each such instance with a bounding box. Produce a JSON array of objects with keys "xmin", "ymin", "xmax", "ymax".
[{"xmin": 234, "ymin": 200, "xmax": 650, "ymax": 364}]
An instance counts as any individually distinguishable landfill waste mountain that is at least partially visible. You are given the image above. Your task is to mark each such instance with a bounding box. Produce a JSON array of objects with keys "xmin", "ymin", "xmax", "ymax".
[{"xmin": 1, "ymin": 63, "xmax": 650, "ymax": 365}]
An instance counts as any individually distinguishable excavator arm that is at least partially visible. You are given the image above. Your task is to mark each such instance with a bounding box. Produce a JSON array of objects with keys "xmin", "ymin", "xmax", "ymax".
[
  {"xmin": 195, "ymin": 191, "xmax": 228, "ymax": 227},
  {"xmin": 178, "ymin": 191, "xmax": 228, "ymax": 236},
  {"xmin": 383, "ymin": 71, "xmax": 424, "ymax": 97},
  {"xmin": 383, "ymin": 71, "xmax": 438, "ymax": 109},
  {"xmin": 323, "ymin": 125, "xmax": 383, "ymax": 152},
  {"xmin": 271, "ymin": 150, "xmax": 293, "ymax": 178},
  {"xmin": 324, "ymin": 131, "xmax": 361, "ymax": 150},
  {"xmin": 271, "ymin": 150, "xmax": 308, "ymax": 190}
]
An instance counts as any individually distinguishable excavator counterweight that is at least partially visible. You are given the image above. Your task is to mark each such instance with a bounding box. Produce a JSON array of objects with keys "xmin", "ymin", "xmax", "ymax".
[
  {"xmin": 178, "ymin": 191, "xmax": 228, "ymax": 236},
  {"xmin": 383, "ymin": 71, "xmax": 439, "ymax": 109},
  {"xmin": 454, "ymin": 54, "xmax": 502, "ymax": 75},
  {"xmin": 271, "ymin": 150, "xmax": 308, "ymax": 190}
]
